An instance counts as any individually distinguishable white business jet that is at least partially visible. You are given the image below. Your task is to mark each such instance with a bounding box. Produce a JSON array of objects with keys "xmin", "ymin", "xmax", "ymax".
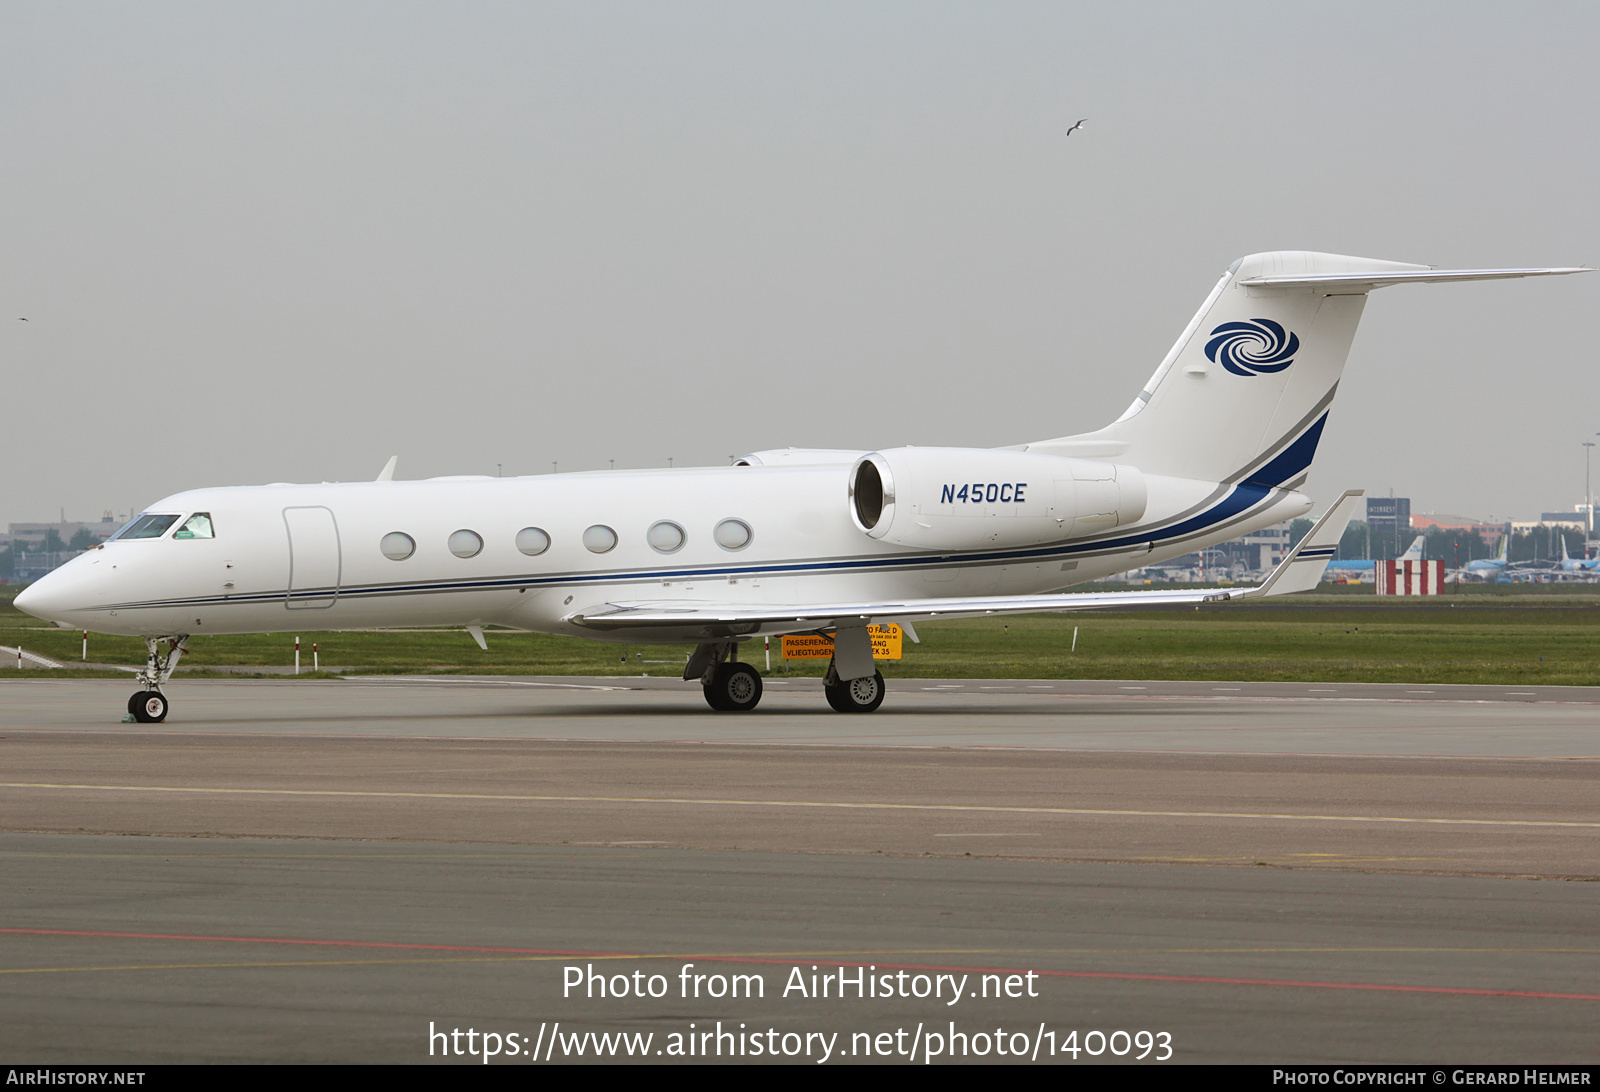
[{"xmin": 16, "ymin": 252, "xmax": 1586, "ymax": 722}]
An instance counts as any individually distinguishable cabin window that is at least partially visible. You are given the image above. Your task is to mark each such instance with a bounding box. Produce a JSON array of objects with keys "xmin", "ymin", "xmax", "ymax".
[
  {"xmin": 380, "ymin": 532, "xmax": 415, "ymax": 560},
  {"xmin": 516, "ymin": 527, "xmax": 551, "ymax": 556},
  {"xmin": 714, "ymin": 518, "xmax": 752, "ymax": 550},
  {"xmin": 647, "ymin": 521, "xmax": 685, "ymax": 553},
  {"xmin": 111, "ymin": 514, "xmax": 180, "ymax": 540},
  {"xmin": 583, "ymin": 525, "xmax": 617, "ymax": 553},
  {"xmin": 172, "ymin": 513, "xmax": 214, "ymax": 540},
  {"xmin": 448, "ymin": 529, "xmax": 484, "ymax": 558}
]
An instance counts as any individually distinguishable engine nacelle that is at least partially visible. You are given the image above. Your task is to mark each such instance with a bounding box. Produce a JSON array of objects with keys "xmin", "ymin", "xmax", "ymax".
[{"xmin": 848, "ymin": 447, "xmax": 1147, "ymax": 550}]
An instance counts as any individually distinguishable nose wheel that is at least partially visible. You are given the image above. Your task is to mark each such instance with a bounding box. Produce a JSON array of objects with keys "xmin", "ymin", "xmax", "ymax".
[
  {"xmin": 127, "ymin": 691, "xmax": 169, "ymax": 723},
  {"xmin": 121, "ymin": 635, "xmax": 188, "ymax": 724}
]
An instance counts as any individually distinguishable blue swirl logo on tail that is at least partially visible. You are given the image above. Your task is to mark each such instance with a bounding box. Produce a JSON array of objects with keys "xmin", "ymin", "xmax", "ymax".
[{"xmin": 1205, "ymin": 319, "xmax": 1299, "ymax": 377}]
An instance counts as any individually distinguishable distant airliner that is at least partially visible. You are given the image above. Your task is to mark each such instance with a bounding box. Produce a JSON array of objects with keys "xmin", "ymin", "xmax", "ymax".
[
  {"xmin": 1556, "ymin": 534, "xmax": 1600, "ymax": 574},
  {"xmin": 1326, "ymin": 534, "xmax": 1425, "ymax": 576},
  {"xmin": 16, "ymin": 252, "xmax": 1587, "ymax": 721},
  {"xmin": 1463, "ymin": 532, "xmax": 1515, "ymax": 582}
]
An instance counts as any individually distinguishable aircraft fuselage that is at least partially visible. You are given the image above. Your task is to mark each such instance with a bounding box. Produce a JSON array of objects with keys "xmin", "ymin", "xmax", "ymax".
[{"xmin": 19, "ymin": 463, "xmax": 1309, "ymax": 644}]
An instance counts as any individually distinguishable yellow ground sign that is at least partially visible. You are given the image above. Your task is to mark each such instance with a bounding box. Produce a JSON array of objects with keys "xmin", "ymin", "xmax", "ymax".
[{"xmin": 780, "ymin": 625, "xmax": 903, "ymax": 660}]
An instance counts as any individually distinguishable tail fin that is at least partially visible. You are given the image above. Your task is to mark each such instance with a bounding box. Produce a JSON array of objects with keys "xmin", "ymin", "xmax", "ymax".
[
  {"xmin": 1400, "ymin": 534, "xmax": 1426, "ymax": 562},
  {"xmin": 1021, "ymin": 252, "xmax": 1589, "ymax": 488}
]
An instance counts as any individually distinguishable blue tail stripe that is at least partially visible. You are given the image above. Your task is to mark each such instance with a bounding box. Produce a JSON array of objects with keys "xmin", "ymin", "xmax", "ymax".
[{"xmin": 1243, "ymin": 413, "xmax": 1327, "ymax": 489}]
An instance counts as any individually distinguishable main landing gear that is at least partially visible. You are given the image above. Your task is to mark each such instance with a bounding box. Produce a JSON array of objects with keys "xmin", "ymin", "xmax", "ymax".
[
  {"xmin": 685, "ymin": 632, "xmax": 889, "ymax": 713},
  {"xmin": 824, "ymin": 669, "xmax": 886, "ymax": 713},
  {"xmin": 705, "ymin": 661, "xmax": 764, "ymax": 712},
  {"xmin": 820, "ymin": 624, "xmax": 885, "ymax": 713},
  {"xmin": 688, "ymin": 641, "xmax": 764, "ymax": 712},
  {"xmin": 125, "ymin": 635, "xmax": 188, "ymax": 724}
]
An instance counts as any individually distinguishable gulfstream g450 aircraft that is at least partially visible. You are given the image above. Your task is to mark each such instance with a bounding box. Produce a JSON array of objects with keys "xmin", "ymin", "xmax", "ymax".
[{"xmin": 16, "ymin": 251, "xmax": 1586, "ymax": 721}]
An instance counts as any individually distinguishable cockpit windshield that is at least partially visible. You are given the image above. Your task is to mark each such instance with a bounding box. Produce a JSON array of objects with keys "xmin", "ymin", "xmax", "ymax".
[
  {"xmin": 173, "ymin": 513, "xmax": 214, "ymax": 539},
  {"xmin": 110, "ymin": 513, "xmax": 180, "ymax": 541}
]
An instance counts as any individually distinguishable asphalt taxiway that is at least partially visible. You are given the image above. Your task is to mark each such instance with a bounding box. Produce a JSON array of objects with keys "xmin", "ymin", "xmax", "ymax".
[{"xmin": 0, "ymin": 676, "xmax": 1594, "ymax": 1064}]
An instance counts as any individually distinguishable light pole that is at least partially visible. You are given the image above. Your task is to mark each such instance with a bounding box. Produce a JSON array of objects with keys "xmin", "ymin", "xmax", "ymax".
[{"xmin": 1588, "ymin": 439, "xmax": 1598, "ymax": 540}]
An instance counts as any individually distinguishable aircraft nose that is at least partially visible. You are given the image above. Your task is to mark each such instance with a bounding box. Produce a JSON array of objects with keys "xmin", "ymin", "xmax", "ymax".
[{"xmin": 13, "ymin": 570, "xmax": 74, "ymax": 623}]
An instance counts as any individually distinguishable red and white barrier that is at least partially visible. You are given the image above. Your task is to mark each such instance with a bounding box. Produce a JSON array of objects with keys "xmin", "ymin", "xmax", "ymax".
[{"xmin": 1376, "ymin": 560, "xmax": 1445, "ymax": 595}]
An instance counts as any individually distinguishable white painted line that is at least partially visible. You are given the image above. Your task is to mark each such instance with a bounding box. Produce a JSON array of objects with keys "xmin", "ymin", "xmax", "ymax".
[
  {"xmin": 1213, "ymin": 688, "xmax": 1241, "ymax": 691},
  {"xmin": 1308, "ymin": 689, "xmax": 1338, "ymax": 692},
  {"xmin": 1406, "ymin": 690, "xmax": 1436, "ymax": 695},
  {"xmin": 933, "ymin": 833, "xmax": 1042, "ymax": 838},
  {"xmin": 7, "ymin": 783, "xmax": 1592, "ymax": 829},
  {"xmin": 0, "ymin": 647, "xmax": 64, "ymax": 670},
  {"xmin": 1119, "ymin": 686, "xmax": 1147, "ymax": 690}
]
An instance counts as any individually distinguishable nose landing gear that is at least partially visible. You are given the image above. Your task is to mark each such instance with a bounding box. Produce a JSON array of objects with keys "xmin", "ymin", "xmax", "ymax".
[
  {"xmin": 127, "ymin": 690, "xmax": 169, "ymax": 723},
  {"xmin": 124, "ymin": 635, "xmax": 188, "ymax": 724}
]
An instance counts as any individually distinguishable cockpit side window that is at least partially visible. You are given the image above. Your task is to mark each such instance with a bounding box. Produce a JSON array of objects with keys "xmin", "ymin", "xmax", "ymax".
[
  {"xmin": 173, "ymin": 513, "xmax": 215, "ymax": 540},
  {"xmin": 111, "ymin": 513, "xmax": 181, "ymax": 540}
]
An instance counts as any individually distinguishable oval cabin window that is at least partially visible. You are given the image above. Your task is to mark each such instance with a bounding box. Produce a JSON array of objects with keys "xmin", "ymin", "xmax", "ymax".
[
  {"xmin": 714, "ymin": 519, "xmax": 752, "ymax": 550},
  {"xmin": 647, "ymin": 521, "xmax": 686, "ymax": 553},
  {"xmin": 380, "ymin": 532, "xmax": 415, "ymax": 561},
  {"xmin": 516, "ymin": 527, "xmax": 551, "ymax": 556},
  {"xmin": 583, "ymin": 525, "xmax": 618, "ymax": 554}
]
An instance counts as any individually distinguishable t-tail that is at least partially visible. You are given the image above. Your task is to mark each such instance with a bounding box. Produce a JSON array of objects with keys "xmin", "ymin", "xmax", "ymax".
[{"xmin": 1021, "ymin": 252, "xmax": 1588, "ymax": 490}]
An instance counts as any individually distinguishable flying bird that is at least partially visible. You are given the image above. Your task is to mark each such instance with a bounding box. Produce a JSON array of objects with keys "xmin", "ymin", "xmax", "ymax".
[{"xmin": 1066, "ymin": 118, "xmax": 1087, "ymax": 137}]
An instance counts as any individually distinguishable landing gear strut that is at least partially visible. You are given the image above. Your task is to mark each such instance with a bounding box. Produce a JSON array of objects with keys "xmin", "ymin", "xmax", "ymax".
[
  {"xmin": 687, "ymin": 640, "xmax": 763, "ymax": 712},
  {"xmin": 126, "ymin": 636, "xmax": 188, "ymax": 724}
]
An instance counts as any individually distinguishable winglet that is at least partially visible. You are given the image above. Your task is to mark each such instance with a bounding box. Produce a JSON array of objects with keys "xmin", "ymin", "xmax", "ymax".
[
  {"xmin": 375, "ymin": 456, "xmax": 398, "ymax": 482},
  {"xmin": 1238, "ymin": 490, "xmax": 1364, "ymax": 599}
]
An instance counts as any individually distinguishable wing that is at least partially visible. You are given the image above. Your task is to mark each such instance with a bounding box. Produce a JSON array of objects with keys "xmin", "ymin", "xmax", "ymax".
[{"xmin": 567, "ymin": 491, "xmax": 1362, "ymax": 637}]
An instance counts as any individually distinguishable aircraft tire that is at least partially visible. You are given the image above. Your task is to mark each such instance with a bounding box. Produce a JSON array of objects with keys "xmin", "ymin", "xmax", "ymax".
[
  {"xmin": 705, "ymin": 663, "xmax": 762, "ymax": 712},
  {"xmin": 127, "ymin": 691, "xmax": 147, "ymax": 715},
  {"xmin": 824, "ymin": 671, "xmax": 885, "ymax": 713},
  {"xmin": 702, "ymin": 682, "xmax": 728, "ymax": 711},
  {"xmin": 131, "ymin": 691, "xmax": 168, "ymax": 724}
]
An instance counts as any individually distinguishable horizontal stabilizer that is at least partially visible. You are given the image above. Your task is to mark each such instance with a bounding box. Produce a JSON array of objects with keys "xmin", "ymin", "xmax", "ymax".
[
  {"xmin": 1238, "ymin": 267, "xmax": 1590, "ymax": 291},
  {"xmin": 1236, "ymin": 490, "xmax": 1363, "ymax": 598}
]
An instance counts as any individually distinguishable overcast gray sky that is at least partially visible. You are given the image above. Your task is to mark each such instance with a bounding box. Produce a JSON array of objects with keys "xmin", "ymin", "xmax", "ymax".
[{"xmin": 3, "ymin": 1, "xmax": 1596, "ymax": 529}]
